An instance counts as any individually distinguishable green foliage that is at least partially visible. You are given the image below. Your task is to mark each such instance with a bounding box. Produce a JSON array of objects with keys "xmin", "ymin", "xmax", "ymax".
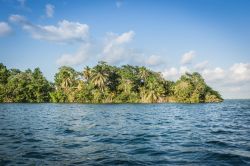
[
  {"xmin": 0, "ymin": 65, "xmax": 52, "ymax": 102},
  {"xmin": 0, "ymin": 63, "xmax": 10, "ymax": 84},
  {"xmin": 0, "ymin": 62, "xmax": 223, "ymax": 103},
  {"xmin": 173, "ymin": 72, "xmax": 223, "ymax": 103},
  {"xmin": 205, "ymin": 86, "xmax": 223, "ymax": 102},
  {"xmin": 49, "ymin": 90, "xmax": 67, "ymax": 103}
]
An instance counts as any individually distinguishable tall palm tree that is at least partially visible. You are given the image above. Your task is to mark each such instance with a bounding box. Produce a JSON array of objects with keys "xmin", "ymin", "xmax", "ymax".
[
  {"xmin": 139, "ymin": 87, "xmax": 147, "ymax": 103},
  {"xmin": 91, "ymin": 68, "xmax": 108, "ymax": 92},
  {"xmin": 139, "ymin": 67, "xmax": 149, "ymax": 81},
  {"xmin": 119, "ymin": 78, "xmax": 132, "ymax": 94},
  {"xmin": 144, "ymin": 79, "xmax": 164, "ymax": 103},
  {"xmin": 83, "ymin": 66, "xmax": 91, "ymax": 82},
  {"xmin": 76, "ymin": 79, "xmax": 84, "ymax": 91},
  {"xmin": 60, "ymin": 70, "xmax": 74, "ymax": 90},
  {"xmin": 145, "ymin": 89, "xmax": 159, "ymax": 103}
]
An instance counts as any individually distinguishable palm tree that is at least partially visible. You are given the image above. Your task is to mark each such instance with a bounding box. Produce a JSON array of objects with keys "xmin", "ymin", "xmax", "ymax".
[
  {"xmin": 139, "ymin": 87, "xmax": 147, "ymax": 103},
  {"xmin": 119, "ymin": 78, "xmax": 132, "ymax": 94},
  {"xmin": 144, "ymin": 79, "xmax": 164, "ymax": 103},
  {"xmin": 54, "ymin": 66, "xmax": 77, "ymax": 92},
  {"xmin": 83, "ymin": 66, "xmax": 91, "ymax": 82},
  {"xmin": 76, "ymin": 79, "xmax": 84, "ymax": 91},
  {"xmin": 60, "ymin": 70, "xmax": 74, "ymax": 90},
  {"xmin": 90, "ymin": 68, "xmax": 108, "ymax": 92},
  {"xmin": 139, "ymin": 67, "xmax": 149, "ymax": 81},
  {"xmin": 145, "ymin": 90, "xmax": 158, "ymax": 103}
]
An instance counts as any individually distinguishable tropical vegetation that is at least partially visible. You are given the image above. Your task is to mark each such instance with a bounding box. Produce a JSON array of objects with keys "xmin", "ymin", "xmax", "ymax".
[{"xmin": 0, "ymin": 62, "xmax": 223, "ymax": 103}]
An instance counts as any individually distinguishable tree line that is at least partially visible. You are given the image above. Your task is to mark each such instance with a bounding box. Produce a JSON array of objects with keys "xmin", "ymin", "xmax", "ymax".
[{"xmin": 0, "ymin": 62, "xmax": 223, "ymax": 103}]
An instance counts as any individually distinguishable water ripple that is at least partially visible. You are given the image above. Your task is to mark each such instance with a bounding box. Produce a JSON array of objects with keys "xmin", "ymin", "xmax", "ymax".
[{"xmin": 0, "ymin": 100, "xmax": 250, "ymax": 165}]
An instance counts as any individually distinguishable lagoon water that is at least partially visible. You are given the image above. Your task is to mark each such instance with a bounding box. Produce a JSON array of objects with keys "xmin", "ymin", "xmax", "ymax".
[{"xmin": 0, "ymin": 100, "xmax": 250, "ymax": 165}]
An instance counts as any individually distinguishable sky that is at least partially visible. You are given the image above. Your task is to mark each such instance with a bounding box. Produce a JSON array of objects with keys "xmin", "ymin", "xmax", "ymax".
[{"xmin": 0, "ymin": 0, "xmax": 250, "ymax": 99}]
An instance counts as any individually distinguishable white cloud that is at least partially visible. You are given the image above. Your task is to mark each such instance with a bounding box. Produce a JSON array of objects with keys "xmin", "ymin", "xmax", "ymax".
[
  {"xmin": 101, "ymin": 31, "xmax": 167, "ymax": 67},
  {"xmin": 162, "ymin": 66, "xmax": 192, "ymax": 81},
  {"xmin": 145, "ymin": 55, "xmax": 163, "ymax": 66},
  {"xmin": 181, "ymin": 50, "xmax": 196, "ymax": 65},
  {"xmin": 103, "ymin": 47, "xmax": 128, "ymax": 64},
  {"xmin": 7, "ymin": 16, "xmax": 163, "ymax": 67},
  {"xmin": 9, "ymin": 14, "xmax": 89, "ymax": 43},
  {"xmin": 201, "ymin": 63, "xmax": 250, "ymax": 85},
  {"xmin": 45, "ymin": 4, "xmax": 55, "ymax": 18},
  {"xmin": 28, "ymin": 20, "xmax": 89, "ymax": 42},
  {"xmin": 229, "ymin": 63, "xmax": 250, "ymax": 82},
  {"xmin": 103, "ymin": 30, "xmax": 134, "ymax": 53},
  {"xmin": 102, "ymin": 30, "xmax": 135, "ymax": 64},
  {"xmin": 179, "ymin": 66, "xmax": 191, "ymax": 75},
  {"xmin": 9, "ymin": 14, "xmax": 27, "ymax": 23},
  {"xmin": 0, "ymin": 22, "xmax": 12, "ymax": 36},
  {"xmin": 116, "ymin": 30, "xmax": 134, "ymax": 44},
  {"xmin": 194, "ymin": 61, "xmax": 209, "ymax": 70},
  {"xmin": 196, "ymin": 62, "xmax": 250, "ymax": 99},
  {"xmin": 162, "ymin": 67, "xmax": 178, "ymax": 80},
  {"xmin": 56, "ymin": 29, "xmax": 138, "ymax": 66},
  {"xmin": 202, "ymin": 67, "xmax": 225, "ymax": 82},
  {"xmin": 56, "ymin": 43, "xmax": 92, "ymax": 66},
  {"xmin": 162, "ymin": 65, "xmax": 228, "ymax": 84}
]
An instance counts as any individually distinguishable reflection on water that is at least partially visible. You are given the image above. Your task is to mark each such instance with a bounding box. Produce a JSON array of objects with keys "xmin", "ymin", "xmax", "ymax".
[{"xmin": 0, "ymin": 100, "xmax": 250, "ymax": 165}]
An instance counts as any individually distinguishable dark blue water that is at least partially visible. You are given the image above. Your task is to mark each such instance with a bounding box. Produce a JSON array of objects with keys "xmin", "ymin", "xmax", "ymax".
[{"xmin": 0, "ymin": 100, "xmax": 250, "ymax": 165}]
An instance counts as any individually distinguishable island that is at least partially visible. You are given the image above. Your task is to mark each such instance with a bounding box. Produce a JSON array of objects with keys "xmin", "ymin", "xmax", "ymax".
[{"xmin": 0, "ymin": 62, "xmax": 223, "ymax": 103}]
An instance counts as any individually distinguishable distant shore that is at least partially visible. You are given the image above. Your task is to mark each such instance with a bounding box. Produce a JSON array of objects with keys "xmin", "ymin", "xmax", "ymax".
[{"xmin": 0, "ymin": 62, "xmax": 223, "ymax": 104}]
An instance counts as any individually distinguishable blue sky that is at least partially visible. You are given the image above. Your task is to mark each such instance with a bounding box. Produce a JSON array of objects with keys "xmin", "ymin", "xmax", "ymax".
[{"xmin": 0, "ymin": 0, "xmax": 250, "ymax": 98}]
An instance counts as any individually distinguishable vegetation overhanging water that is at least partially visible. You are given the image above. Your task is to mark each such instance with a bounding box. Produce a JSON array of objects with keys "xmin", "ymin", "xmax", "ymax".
[{"xmin": 0, "ymin": 62, "xmax": 223, "ymax": 103}]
